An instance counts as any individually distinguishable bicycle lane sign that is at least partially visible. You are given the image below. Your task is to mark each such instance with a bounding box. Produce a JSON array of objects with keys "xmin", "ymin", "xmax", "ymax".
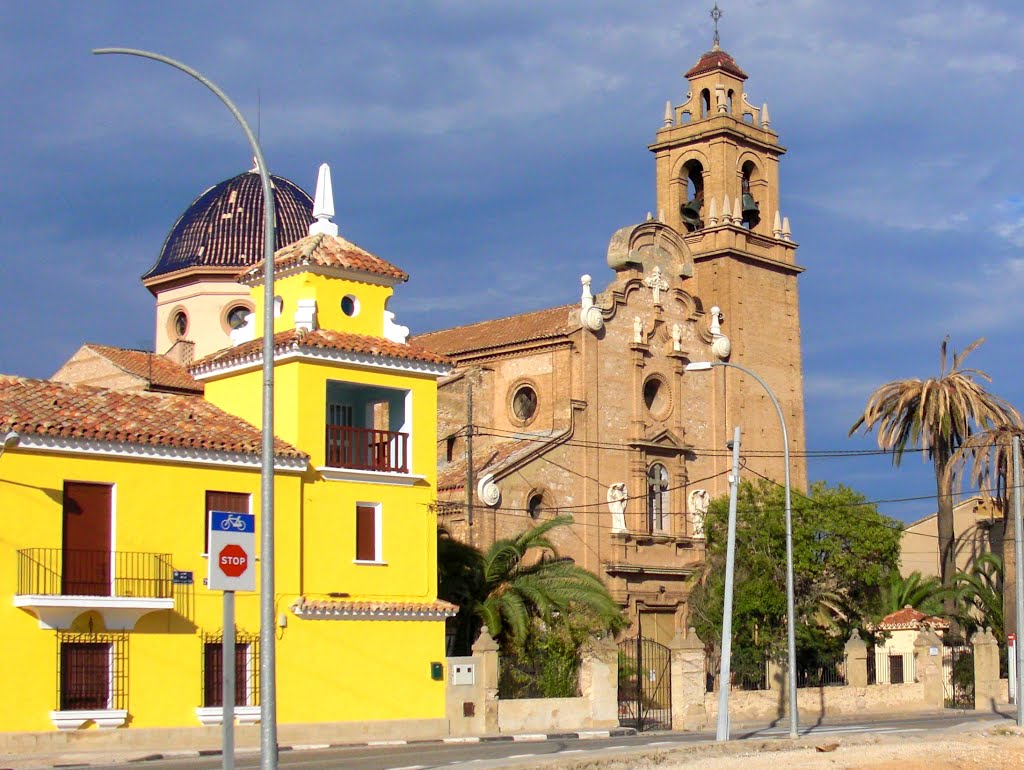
[{"xmin": 208, "ymin": 511, "xmax": 256, "ymax": 592}]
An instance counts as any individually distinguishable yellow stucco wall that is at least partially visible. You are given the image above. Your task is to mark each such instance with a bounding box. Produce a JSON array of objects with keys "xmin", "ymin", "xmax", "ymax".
[{"xmin": 0, "ymin": 426, "xmax": 445, "ymax": 732}]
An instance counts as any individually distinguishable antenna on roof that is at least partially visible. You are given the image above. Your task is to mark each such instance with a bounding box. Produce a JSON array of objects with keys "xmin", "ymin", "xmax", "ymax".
[
  {"xmin": 710, "ymin": 3, "xmax": 723, "ymax": 48},
  {"xmin": 309, "ymin": 163, "xmax": 338, "ymax": 236}
]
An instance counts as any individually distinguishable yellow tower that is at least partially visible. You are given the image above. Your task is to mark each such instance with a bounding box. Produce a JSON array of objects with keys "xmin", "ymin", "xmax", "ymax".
[{"xmin": 650, "ymin": 19, "xmax": 807, "ymax": 488}]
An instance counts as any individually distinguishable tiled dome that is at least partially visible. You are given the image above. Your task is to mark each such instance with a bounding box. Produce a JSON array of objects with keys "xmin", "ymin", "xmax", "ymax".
[
  {"xmin": 684, "ymin": 46, "xmax": 748, "ymax": 80},
  {"xmin": 143, "ymin": 170, "xmax": 314, "ymax": 283}
]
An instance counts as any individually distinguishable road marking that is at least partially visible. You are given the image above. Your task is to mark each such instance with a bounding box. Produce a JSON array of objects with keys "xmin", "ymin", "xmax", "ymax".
[
  {"xmin": 648, "ymin": 741, "xmax": 676, "ymax": 745},
  {"xmin": 369, "ymin": 740, "xmax": 409, "ymax": 746},
  {"xmin": 386, "ymin": 766, "xmax": 424, "ymax": 770},
  {"xmin": 508, "ymin": 754, "xmax": 536, "ymax": 759},
  {"xmin": 444, "ymin": 737, "xmax": 481, "ymax": 743},
  {"xmin": 560, "ymin": 749, "xmax": 584, "ymax": 754},
  {"xmin": 578, "ymin": 730, "xmax": 611, "ymax": 739},
  {"xmin": 292, "ymin": 743, "xmax": 330, "ymax": 750}
]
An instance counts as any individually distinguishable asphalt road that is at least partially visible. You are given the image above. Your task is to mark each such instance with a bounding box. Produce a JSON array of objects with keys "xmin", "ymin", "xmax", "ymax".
[{"xmin": 117, "ymin": 711, "xmax": 1012, "ymax": 770}]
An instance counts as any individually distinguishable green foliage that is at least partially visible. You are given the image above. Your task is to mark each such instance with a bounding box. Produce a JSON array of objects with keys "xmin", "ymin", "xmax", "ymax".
[
  {"xmin": 953, "ymin": 552, "xmax": 1004, "ymax": 642},
  {"xmin": 437, "ymin": 515, "xmax": 626, "ymax": 656},
  {"xmin": 498, "ymin": 614, "xmax": 598, "ymax": 698},
  {"xmin": 877, "ymin": 570, "xmax": 949, "ymax": 619},
  {"xmin": 689, "ymin": 479, "xmax": 902, "ymax": 667}
]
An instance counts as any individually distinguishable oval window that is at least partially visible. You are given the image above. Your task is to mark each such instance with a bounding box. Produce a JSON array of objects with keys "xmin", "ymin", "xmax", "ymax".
[
  {"xmin": 341, "ymin": 295, "xmax": 360, "ymax": 317},
  {"xmin": 528, "ymin": 492, "xmax": 544, "ymax": 519},
  {"xmin": 643, "ymin": 375, "xmax": 671, "ymax": 419},
  {"xmin": 173, "ymin": 310, "xmax": 188, "ymax": 338},
  {"xmin": 512, "ymin": 385, "xmax": 538, "ymax": 423}
]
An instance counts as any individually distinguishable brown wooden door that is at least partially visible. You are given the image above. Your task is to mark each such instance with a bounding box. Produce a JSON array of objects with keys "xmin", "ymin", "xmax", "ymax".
[
  {"xmin": 62, "ymin": 483, "xmax": 112, "ymax": 596},
  {"xmin": 356, "ymin": 505, "xmax": 376, "ymax": 561}
]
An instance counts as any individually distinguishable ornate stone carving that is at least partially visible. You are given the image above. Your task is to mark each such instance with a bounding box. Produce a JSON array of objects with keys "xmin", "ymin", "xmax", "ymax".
[
  {"xmin": 644, "ymin": 266, "xmax": 670, "ymax": 306},
  {"xmin": 477, "ymin": 474, "xmax": 501, "ymax": 507},
  {"xmin": 607, "ymin": 483, "xmax": 628, "ymax": 532},
  {"xmin": 633, "ymin": 316, "xmax": 644, "ymax": 344},
  {"xmin": 709, "ymin": 306, "xmax": 731, "ymax": 360}
]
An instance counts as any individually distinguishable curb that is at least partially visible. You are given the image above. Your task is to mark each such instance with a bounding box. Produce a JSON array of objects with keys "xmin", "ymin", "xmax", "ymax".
[{"xmin": 50, "ymin": 727, "xmax": 633, "ymax": 766}]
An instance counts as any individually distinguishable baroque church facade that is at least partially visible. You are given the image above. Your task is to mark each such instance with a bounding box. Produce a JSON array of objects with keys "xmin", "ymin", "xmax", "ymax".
[{"xmin": 413, "ymin": 39, "xmax": 808, "ymax": 644}]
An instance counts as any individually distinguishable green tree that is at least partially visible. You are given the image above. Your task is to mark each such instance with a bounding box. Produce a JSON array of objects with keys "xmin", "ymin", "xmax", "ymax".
[
  {"xmin": 689, "ymin": 479, "xmax": 901, "ymax": 673},
  {"xmin": 849, "ymin": 337, "xmax": 1021, "ymax": 603},
  {"xmin": 437, "ymin": 515, "xmax": 626, "ymax": 654}
]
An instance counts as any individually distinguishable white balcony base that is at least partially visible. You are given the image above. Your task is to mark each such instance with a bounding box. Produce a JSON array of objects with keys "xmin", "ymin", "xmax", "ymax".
[
  {"xmin": 15, "ymin": 595, "xmax": 174, "ymax": 630},
  {"xmin": 50, "ymin": 709, "xmax": 128, "ymax": 730},
  {"xmin": 316, "ymin": 466, "xmax": 425, "ymax": 486},
  {"xmin": 196, "ymin": 706, "xmax": 261, "ymax": 726}
]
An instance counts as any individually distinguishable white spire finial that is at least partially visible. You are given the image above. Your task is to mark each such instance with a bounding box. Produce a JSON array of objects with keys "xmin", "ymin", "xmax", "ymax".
[
  {"xmin": 663, "ymin": 100, "xmax": 674, "ymax": 128},
  {"xmin": 309, "ymin": 162, "xmax": 338, "ymax": 237},
  {"xmin": 761, "ymin": 103, "xmax": 771, "ymax": 129},
  {"xmin": 773, "ymin": 210, "xmax": 783, "ymax": 238},
  {"xmin": 708, "ymin": 197, "xmax": 718, "ymax": 226},
  {"xmin": 722, "ymin": 194, "xmax": 732, "ymax": 224},
  {"xmin": 782, "ymin": 216, "xmax": 792, "ymax": 241},
  {"xmin": 732, "ymin": 195, "xmax": 742, "ymax": 223}
]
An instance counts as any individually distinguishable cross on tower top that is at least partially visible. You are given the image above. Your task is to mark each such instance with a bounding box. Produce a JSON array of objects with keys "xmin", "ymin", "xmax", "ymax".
[{"xmin": 710, "ymin": 3, "xmax": 723, "ymax": 48}]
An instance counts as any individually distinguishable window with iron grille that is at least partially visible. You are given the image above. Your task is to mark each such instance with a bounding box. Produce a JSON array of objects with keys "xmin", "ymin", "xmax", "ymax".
[
  {"xmin": 56, "ymin": 632, "xmax": 128, "ymax": 711},
  {"xmin": 201, "ymin": 632, "xmax": 260, "ymax": 707}
]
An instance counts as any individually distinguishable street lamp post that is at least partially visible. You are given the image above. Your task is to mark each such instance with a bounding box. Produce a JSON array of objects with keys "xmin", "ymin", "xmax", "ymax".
[
  {"xmin": 93, "ymin": 48, "xmax": 280, "ymax": 769},
  {"xmin": 685, "ymin": 359, "xmax": 799, "ymax": 739}
]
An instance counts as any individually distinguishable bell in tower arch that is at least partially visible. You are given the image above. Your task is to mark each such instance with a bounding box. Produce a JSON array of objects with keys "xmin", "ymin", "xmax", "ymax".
[
  {"xmin": 681, "ymin": 195, "xmax": 703, "ymax": 232},
  {"xmin": 741, "ymin": 177, "xmax": 760, "ymax": 228}
]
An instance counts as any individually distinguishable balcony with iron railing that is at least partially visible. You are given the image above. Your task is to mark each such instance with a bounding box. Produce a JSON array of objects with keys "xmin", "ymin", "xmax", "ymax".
[
  {"xmin": 14, "ymin": 548, "xmax": 175, "ymax": 630},
  {"xmin": 324, "ymin": 424, "xmax": 409, "ymax": 474}
]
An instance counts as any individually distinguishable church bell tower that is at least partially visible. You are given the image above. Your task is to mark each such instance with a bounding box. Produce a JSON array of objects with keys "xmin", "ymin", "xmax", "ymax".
[{"xmin": 651, "ymin": 11, "xmax": 807, "ymax": 488}]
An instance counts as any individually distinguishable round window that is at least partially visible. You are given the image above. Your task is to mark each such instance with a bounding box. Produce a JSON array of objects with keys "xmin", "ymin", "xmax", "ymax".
[
  {"xmin": 527, "ymin": 492, "xmax": 544, "ymax": 519},
  {"xmin": 512, "ymin": 385, "xmax": 538, "ymax": 423},
  {"xmin": 643, "ymin": 375, "xmax": 671, "ymax": 419},
  {"xmin": 226, "ymin": 305, "xmax": 251, "ymax": 330},
  {"xmin": 341, "ymin": 295, "xmax": 360, "ymax": 317},
  {"xmin": 173, "ymin": 310, "xmax": 188, "ymax": 338}
]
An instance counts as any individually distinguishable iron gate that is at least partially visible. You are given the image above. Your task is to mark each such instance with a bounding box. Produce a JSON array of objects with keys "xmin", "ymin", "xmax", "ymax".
[
  {"xmin": 617, "ymin": 636, "xmax": 671, "ymax": 731},
  {"xmin": 942, "ymin": 644, "xmax": 974, "ymax": 709}
]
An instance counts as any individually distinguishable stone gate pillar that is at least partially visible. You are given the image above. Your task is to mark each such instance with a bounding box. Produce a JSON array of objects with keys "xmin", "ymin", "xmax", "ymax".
[
  {"xmin": 845, "ymin": 629, "xmax": 868, "ymax": 688},
  {"xmin": 669, "ymin": 627, "xmax": 707, "ymax": 730},
  {"xmin": 913, "ymin": 626, "xmax": 945, "ymax": 709},
  {"xmin": 972, "ymin": 627, "xmax": 1002, "ymax": 710},
  {"xmin": 472, "ymin": 625, "xmax": 500, "ymax": 733},
  {"xmin": 580, "ymin": 634, "xmax": 619, "ymax": 728}
]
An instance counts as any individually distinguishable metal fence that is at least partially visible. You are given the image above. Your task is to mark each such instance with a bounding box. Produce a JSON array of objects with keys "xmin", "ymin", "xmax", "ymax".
[
  {"xmin": 705, "ymin": 657, "xmax": 769, "ymax": 692},
  {"xmin": 869, "ymin": 651, "xmax": 916, "ymax": 685},
  {"xmin": 796, "ymin": 654, "xmax": 847, "ymax": 688},
  {"xmin": 17, "ymin": 548, "xmax": 173, "ymax": 598}
]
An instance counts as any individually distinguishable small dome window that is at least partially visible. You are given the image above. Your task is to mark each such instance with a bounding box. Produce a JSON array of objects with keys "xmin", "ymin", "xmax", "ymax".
[
  {"xmin": 172, "ymin": 310, "xmax": 188, "ymax": 338},
  {"xmin": 341, "ymin": 295, "xmax": 360, "ymax": 317},
  {"xmin": 527, "ymin": 491, "xmax": 545, "ymax": 519},
  {"xmin": 226, "ymin": 305, "xmax": 251, "ymax": 330}
]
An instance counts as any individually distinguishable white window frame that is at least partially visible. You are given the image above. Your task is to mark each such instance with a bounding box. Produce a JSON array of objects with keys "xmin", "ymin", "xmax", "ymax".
[{"xmin": 353, "ymin": 502, "xmax": 385, "ymax": 565}]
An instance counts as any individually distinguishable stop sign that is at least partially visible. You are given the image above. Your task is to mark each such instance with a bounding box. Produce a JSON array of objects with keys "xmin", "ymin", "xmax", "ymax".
[{"xmin": 218, "ymin": 544, "xmax": 248, "ymax": 577}]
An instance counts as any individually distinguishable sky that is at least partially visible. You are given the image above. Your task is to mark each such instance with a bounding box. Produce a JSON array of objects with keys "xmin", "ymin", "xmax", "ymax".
[{"xmin": 2, "ymin": 0, "xmax": 1023, "ymax": 525}]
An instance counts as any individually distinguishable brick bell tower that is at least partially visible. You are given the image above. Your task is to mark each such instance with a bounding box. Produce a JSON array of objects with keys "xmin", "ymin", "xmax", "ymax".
[{"xmin": 650, "ymin": 17, "xmax": 808, "ymax": 489}]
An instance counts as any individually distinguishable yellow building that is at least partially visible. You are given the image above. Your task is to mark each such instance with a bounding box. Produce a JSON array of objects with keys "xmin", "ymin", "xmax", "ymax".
[{"xmin": 0, "ymin": 164, "xmax": 453, "ymax": 735}]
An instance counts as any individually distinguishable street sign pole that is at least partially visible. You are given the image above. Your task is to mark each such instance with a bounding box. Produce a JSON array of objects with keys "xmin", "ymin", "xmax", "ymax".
[
  {"xmin": 208, "ymin": 510, "xmax": 256, "ymax": 766},
  {"xmin": 223, "ymin": 589, "xmax": 236, "ymax": 770}
]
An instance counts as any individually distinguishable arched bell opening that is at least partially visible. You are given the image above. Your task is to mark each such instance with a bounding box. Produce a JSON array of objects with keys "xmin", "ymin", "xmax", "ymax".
[
  {"xmin": 700, "ymin": 89, "xmax": 711, "ymax": 119},
  {"xmin": 680, "ymin": 160, "xmax": 705, "ymax": 233},
  {"xmin": 740, "ymin": 160, "xmax": 762, "ymax": 230},
  {"xmin": 727, "ymin": 89, "xmax": 735, "ymax": 115}
]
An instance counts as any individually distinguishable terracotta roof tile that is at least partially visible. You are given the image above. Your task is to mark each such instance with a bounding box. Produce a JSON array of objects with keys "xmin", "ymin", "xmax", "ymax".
[
  {"xmin": 438, "ymin": 436, "xmax": 545, "ymax": 491},
  {"xmin": 82, "ymin": 344, "xmax": 204, "ymax": 394},
  {"xmin": 685, "ymin": 47, "xmax": 748, "ymax": 80},
  {"xmin": 0, "ymin": 375, "xmax": 305, "ymax": 459},
  {"xmin": 191, "ymin": 328, "xmax": 450, "ymax": 373},
  {"xmin": 240, "ymin": 232, "xmax": 408, "ymax": 284},
  {"xmin": 291, "ymin": 597, "xmax": 458, "ymax": 620},
  {"xmin": 410, "ymin": 304, "xmax": 576, "ymax": 358},
  {"xmin": 877, "ymin": 606, "xmax": 950, "ymax": 630}
]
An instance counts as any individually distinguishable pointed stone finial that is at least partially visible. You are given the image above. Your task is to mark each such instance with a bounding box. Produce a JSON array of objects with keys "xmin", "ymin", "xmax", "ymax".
[
  {"xmin": 658, "ymin": 209, "xmax": 665, "ymax": 222},
  {"xmin": 732, "ymin": 195, "xmax": 742, "ymax": 223},
  {"xmin": 663, "ymin": 100, "xmax": 674, "ymax": 128},
  {"xmin": 646, "ymin": 211, "xmax": 654, "ymax": 221},
  {"xmin": 722, "ymin": 194, "xmax": 732, "ymax": 224},
  {"xmin": 782, "ymin": 216, "xmax": 792, "ymax": 241},
  {"xmin": 581, "ymin": 274, "xmax": 594, "ymax": 310},
  {"xmin": 309, "ymin": 163, "xmax": 338, "ymax": 237},
  {"xmin": 761, "ymin": 103, "xmax": 771, "ymax": 129},
  {"xmin": 708, "ymin": 197, "xmax": 718, "ymax": 226},
  {"xmin": 773, "ymin": 210, "xmax": 783, "ymax": 238}
]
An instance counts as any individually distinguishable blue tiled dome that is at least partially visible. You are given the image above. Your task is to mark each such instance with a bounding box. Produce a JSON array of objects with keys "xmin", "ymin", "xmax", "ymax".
[{"xmin": 143, "ymin": 170, "xmax": 314, "ymax": 283}]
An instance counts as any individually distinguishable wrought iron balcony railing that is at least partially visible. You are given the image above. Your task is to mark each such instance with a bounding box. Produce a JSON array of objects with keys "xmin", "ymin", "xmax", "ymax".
[
  {"xmin": 325, "ymin": 425, "xmax": 409, "ymax": 473},
  {"xmin": 16, "ymin": 548, "xmax": 173, "ymax": 599}
]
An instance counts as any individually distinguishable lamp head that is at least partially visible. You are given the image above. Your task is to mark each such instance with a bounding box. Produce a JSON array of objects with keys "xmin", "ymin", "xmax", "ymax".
[
  {"xmin": 0, "ymin": 430, "xmax": 20, "ymax": 458},
  {"xmin": 685, "ymin": 361, "xmax": 714, "ymax": 372}
]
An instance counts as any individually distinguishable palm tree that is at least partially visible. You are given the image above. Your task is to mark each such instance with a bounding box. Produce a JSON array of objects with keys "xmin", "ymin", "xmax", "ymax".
[
  {"xmin": 878, "ymin": 570, "xmax": 947, "ymax": 618},
  {"xmin": 953, "ymin": 553, "xmax": 1004, "ymax": 642},
  {"xmin": 850, "ymin": 337, "xmax": 1021, "ymax": 603},
  {"xmin": 438, "ymin": 515, "xmax": 625, "ymax": 652}
]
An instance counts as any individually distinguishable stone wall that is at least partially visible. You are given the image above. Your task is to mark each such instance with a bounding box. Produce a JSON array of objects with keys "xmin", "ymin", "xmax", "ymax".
[{"xmin": 704, "ymin": 682, "xmax": 928, "ymax": 724}]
